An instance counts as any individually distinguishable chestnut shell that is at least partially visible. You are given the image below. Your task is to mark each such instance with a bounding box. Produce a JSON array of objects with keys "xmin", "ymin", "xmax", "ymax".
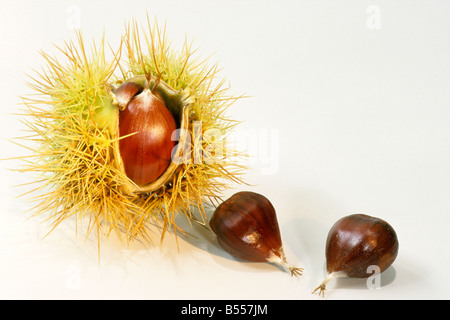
[
  {"xmin": 210, "ymin": 191, "xmax": 283, "ymax": 262},
  {"xmin": 325, "ymin": 214, "xmax": 399, "ymax": 278}
]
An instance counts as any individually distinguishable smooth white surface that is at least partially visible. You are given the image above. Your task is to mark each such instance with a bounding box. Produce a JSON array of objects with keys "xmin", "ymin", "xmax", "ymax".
[{"xmin": 1, "ymin": 0, "xmax": 450, "ymax": 300}]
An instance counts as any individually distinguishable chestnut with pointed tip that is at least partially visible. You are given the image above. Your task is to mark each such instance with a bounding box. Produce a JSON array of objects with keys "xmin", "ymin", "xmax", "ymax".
[
  {"xmin": 210, "ymin": 191, "xmax": 303, "ymax": 277},
  {"xmin": 313, "ymin": 214, "xmax": 399, "ymax": 296},
  {"xmin": 118, "ymin": 78, "xmax": 177, "ymax": 186}
]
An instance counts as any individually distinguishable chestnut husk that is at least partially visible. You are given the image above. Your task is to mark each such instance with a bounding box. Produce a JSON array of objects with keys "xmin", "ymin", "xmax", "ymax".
[
  {"xmin": 313, "ymin": 213, "xmax": 399, "ymax": 296},
  {"xmin": 210, "ymin": 191, "xmax": 302, "ymax": 277}
]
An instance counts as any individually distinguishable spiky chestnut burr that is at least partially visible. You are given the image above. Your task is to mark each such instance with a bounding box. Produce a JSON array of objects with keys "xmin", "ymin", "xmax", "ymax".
[{"xmin": 17, "ymin": 19, "xmax": 246, "ymax": 250}]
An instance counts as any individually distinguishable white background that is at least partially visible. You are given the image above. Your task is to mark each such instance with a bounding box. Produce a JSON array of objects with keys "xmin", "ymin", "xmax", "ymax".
[{"xmin": 1, "ymin": 0, "xmax": 450, "ymax": 300}]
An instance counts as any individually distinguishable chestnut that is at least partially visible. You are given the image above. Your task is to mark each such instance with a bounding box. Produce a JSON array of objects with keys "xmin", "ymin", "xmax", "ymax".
[
  {"xmin": 210, "ymin": 191, "xmax": 302, "ymax": 277},
  {"xmin": 118, "ymin": 76, "xmax": 177, "ymax": 186},
  {"xmin": 313, "ymin": 213, "xmax": 399, "ymax": 296}
]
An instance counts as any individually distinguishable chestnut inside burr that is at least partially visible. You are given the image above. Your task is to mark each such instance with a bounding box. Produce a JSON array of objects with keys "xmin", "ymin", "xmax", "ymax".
[{"xmin": 116, "ymin": 78, "xmax": 178, "ymax": 186}]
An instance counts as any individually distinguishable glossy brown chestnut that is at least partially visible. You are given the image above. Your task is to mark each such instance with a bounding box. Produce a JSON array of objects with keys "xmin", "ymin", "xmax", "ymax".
[
  {"xmin": 313, "ymin": 213, "xmax": 399, "ymax": 296},
  {"xmin": 118, "ymin": 79, "xmax": 177, "ymax": 186},
  {"xmin": 210, "ymin": 191, "xmax": 302, "ymax": 277}
]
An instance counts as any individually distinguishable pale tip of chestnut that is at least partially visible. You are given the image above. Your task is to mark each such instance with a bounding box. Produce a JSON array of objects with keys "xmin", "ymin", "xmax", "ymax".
[
  {"xmin": 311, "ymin": 272, "xmax": 346, "ymax": 297},
  {"xmin": 267, "ymin": 250, "xmax": 304, "ymax": 278}
]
